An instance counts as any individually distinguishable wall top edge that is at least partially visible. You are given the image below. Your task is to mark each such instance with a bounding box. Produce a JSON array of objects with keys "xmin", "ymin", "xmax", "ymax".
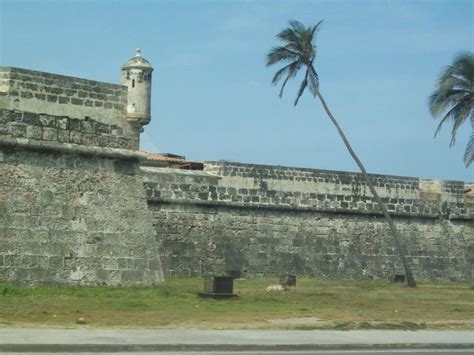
[
  {"xmin": 204, "ymin": 160, "xmax": 472, "ymax": 185},
  {"xmin": 0, "ymin": 66, "xmax": 126, "ymax": 91},
  {"xmin": 141, "ymin": 166, "xmax": 218, "ymax": 177}
]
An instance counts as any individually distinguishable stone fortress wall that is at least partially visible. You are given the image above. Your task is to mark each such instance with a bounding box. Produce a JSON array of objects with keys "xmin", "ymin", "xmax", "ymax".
[
  {"xmin": 0, "ymin": 65, "xmax": 163, "ymax": 286},
  {"xmin": 145, "ymin": 161, "xmax": 473, "ymax": 281},
  {"xmin": 0, "ymin": 59, "xmax": 472, "ymax": 286},
  {"xmin": 0, "ymin": 67, "xmax": 138, "ymax": 150}
]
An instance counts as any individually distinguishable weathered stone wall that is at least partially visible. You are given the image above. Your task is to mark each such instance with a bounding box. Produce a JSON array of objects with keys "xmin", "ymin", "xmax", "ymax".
[
  {"xmin": 1, "ymin": 65, "xmax": 472, "ymax": 286},
  {"xmin": 144, "ymin": 162, "xmax": 473, "ymax": 281},
  {"xmin": 0, "ymin": 67, "xmax": 163, "ymax": 286},
  {"xmin": 0, "ymin": 67, "xmax": 127, "ymax": 122},
  {"xmin": 0, "ymin": 108, "xmax": 136, "ymax": 150},
  {"xmin": 0, "ymin": 149, "xmax": 163, "ymax": 286},
  {"xmin": 0, "ymin": 67, "xmax": 139, "ymax": 149}
]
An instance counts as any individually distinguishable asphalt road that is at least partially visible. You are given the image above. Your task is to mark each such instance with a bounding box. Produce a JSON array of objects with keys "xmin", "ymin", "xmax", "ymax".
[
  {"xmin": 2, "ymin": 350, "xmax": 474, "ymax": 354},
  {"xmin": 0, "ymin": 329, "xmax": 473, "ymax": 354}
]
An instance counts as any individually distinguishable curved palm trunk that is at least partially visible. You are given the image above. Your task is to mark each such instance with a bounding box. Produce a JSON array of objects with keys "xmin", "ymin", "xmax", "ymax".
[{"xmin": 314, "ymin": 88, "xmax": 417, "ymax": 287}]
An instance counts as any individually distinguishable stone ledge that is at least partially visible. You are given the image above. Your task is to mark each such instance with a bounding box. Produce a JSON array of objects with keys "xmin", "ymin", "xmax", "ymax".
[
  {"xmin": 142, "ymin": 166, "xmax": 221, "ymax": 178},
  {"xmin": 0, "ymin": 136, "xmax": 145, "ymax": 160},
  {"xmin": 204, "ymin": 160, "xmax": 423, "ymax": 183},
  {"xmin": 147, "ymin": 196, "xmax": 473, "ymax": 221}
]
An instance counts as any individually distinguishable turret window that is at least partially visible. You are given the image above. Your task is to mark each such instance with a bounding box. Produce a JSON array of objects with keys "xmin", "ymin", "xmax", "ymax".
[{"xmin": 132, "ymin": 79, "xmax": 135, "ymax": 88}]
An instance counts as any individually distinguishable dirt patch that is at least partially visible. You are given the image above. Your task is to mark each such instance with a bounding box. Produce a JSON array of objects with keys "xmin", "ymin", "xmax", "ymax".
[{"xmin": 267, "ymin": 317, "xmax": 322, "ymax": 325}]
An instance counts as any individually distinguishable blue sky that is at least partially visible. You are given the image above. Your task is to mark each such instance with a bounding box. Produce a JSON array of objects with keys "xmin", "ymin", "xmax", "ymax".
[{"xmin": 1, "ymin": 0, "xmax": 472, "ymax": 181}]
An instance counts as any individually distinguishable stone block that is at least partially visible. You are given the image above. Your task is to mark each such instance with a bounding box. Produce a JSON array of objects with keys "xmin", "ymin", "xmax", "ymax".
[
  {"xmin": 47, "ymin": 94, "xmax": 57, "ymax": 102},
  {"xmin": 57, "ymin": 129, "xmax": 70, "ymax": 143},
  {"xmin": 96, "ymin": 135, "xmax": 109, "ymax": 147},
  {"xmin": 42, "ymin": 127, "xmax": 57, "ymax": 141},
  {"xmin": 118, "ymin": 258, "xmax": 134, "ymax": 270},
  {"xmin": 95, "ymin": 122, "xmax": 110, "ymax": 134},
  {"xmin": 68, "ymin": 118, "xmax": 81, "ymax": 131},
  {"xmin": 38, "ymin": 114, "xmax": 57, "ymax": 127},
  {"xmin": 37, "ymin": 256, "xmax": 49, "ymax": 269},
  {"xmin": 102, "ymin": 258, "xmax": 119, "ymax": 270},
  {"xmin": 26, "ymin": 125, "xmax": 42, "ymax": 139},
  {"xmin": 121, "ymin": 270, "xmax": 145, "ymax": 283},
  {"xmin": 81, "ymin": 120, "xmax": 95, "ymax": 133},
  {"xmin": 21, "ymin": 255, "xmax": 39, "ymax": 268},
  {"xmin": 83, "ymin": 133, "xmax": 97, "ymax": 146},
  {"xmin": 133, "ymin": 258, "xmax": 147, "ymax": 270},
  {"xmin": 70, "ymin": 131, "xmax": 84, "ymax": 144},
  {"xmin": 71, "ymin": 98, "xmax": 83, "ymax": 105},
  {"xmin": 8, "ymin": 122, "xmax": 26, "ymax": 137},
  {"xmin": 20, "ymin": 91, "xmax": 34, "ymax": 99},
  {"xmin": 110, "ymin": 126, "xmax": 123, "ymax": 136},
  {"xmin": 4, "ymin": 255, "xmax": 21, "ymax": 267},
  {"xmin": 58, "ymin": 96, "xmax": 69, "ymax": 104},
  {"xmin": 57, "ymin": 117, "xmax": 69, "ymax": 129},
  {"xmin": 47, "ymin": 86, "xmax": 63, "ymax": 95},
  {"xmin": 148, "ymin": 258, "xmax": 162, "ymax": 270},
  {"xmin": 22, "ymin": 112, "xmax": 39, "ymax": 125}
]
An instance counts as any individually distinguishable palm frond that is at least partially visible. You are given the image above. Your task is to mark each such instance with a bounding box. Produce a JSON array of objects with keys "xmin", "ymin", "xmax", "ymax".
[
  {"xmin": 266, "ymin": 46, "xmax": 299, "ymax": 66},
  {"xmin": 429, "ymin": 89, "xmax": 469, "ymax": 117},
  {"xmin": 279, "ymin": 75, "xmax": 292, "ymax": 98},
  {"xmin": 452, "ymin": 52, "xmax": 474, "ymax": 78},
  {"xmin": 289, "ymin": 20, "xmax": 306, "ymax": 34},
  {"xmin": 429, "ymin": 51, "xmax": 474, "ymax": 158},
  {"xmin": 271, "ymin": 60, "xmax": 299, "ymax": 85},
  {"xmin": 437, "ymin": 74, "xmax": 470, "ymax": 92},
  {"xmin": 279, "ymin": 61, "xmax": 301, "ymax": 97},
  {"xmin": 464, "ymin": 118, "xmax": 474, "ymax": 167},
  {"xmin": 294, "ymin": 70, "xmax": 309, "ymax": 106},
  {"xmin": 433, "ymin": 101, "xmax": 470, "ymax": 145},
  {"xmin": 448, "ymin": 102, "xmax": 471, "ymax": 146},
  {"xmin": 308, "ymin": 20, "xmax": 324, "ymax": 44},
  {"xmin": 276, "ymin": 28, "xmax": 302, "ymax": 52}
]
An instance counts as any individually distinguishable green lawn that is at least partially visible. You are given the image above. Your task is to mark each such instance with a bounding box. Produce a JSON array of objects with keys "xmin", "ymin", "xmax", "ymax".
[{"xmin": 0, "ymin": 278, "xmax": 473, "ymax": 330}]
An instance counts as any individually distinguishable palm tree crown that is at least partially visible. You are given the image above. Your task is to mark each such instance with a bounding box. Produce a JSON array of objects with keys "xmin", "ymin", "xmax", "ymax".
[
  {"xmin": 429, "ymin": 52, "xmax": 474, "ymax": 167},
  {"xmin": 266, "ymin": 20, "xmax": 323, "ymax": 106}
]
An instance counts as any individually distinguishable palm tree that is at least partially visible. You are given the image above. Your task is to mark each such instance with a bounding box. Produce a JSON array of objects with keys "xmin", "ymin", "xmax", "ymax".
[
  {"xmin": 266, "ymin": 20, "xmax": 417, "ymax": 287},
  {"xmin": 429, "ymin": 52, "xmax": 474, "ymax": 167}
]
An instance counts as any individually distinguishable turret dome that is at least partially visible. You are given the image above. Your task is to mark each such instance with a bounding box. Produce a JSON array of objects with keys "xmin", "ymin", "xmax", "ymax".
[{"xmin": 121, "ymin": 48, "xmax": 153, "ymax": 70}]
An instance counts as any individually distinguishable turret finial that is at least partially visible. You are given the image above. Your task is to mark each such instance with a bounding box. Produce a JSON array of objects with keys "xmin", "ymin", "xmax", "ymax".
[{"xmin": 136, "ymin": 48, "xmax": 142, "ymax": 57}]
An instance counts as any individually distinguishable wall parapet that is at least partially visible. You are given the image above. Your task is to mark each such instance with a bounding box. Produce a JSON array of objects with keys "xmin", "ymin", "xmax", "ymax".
[
  {"xmin": 0, "ymin": 67, "xmax": 127, "ymax": 123},
  {"xmin": 0, "ymin": 67, "xmax": 140, "ymax": 150},
  {"xmin": 144, "ymin": 163, "xmax": 473, "ymax": 221}
]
